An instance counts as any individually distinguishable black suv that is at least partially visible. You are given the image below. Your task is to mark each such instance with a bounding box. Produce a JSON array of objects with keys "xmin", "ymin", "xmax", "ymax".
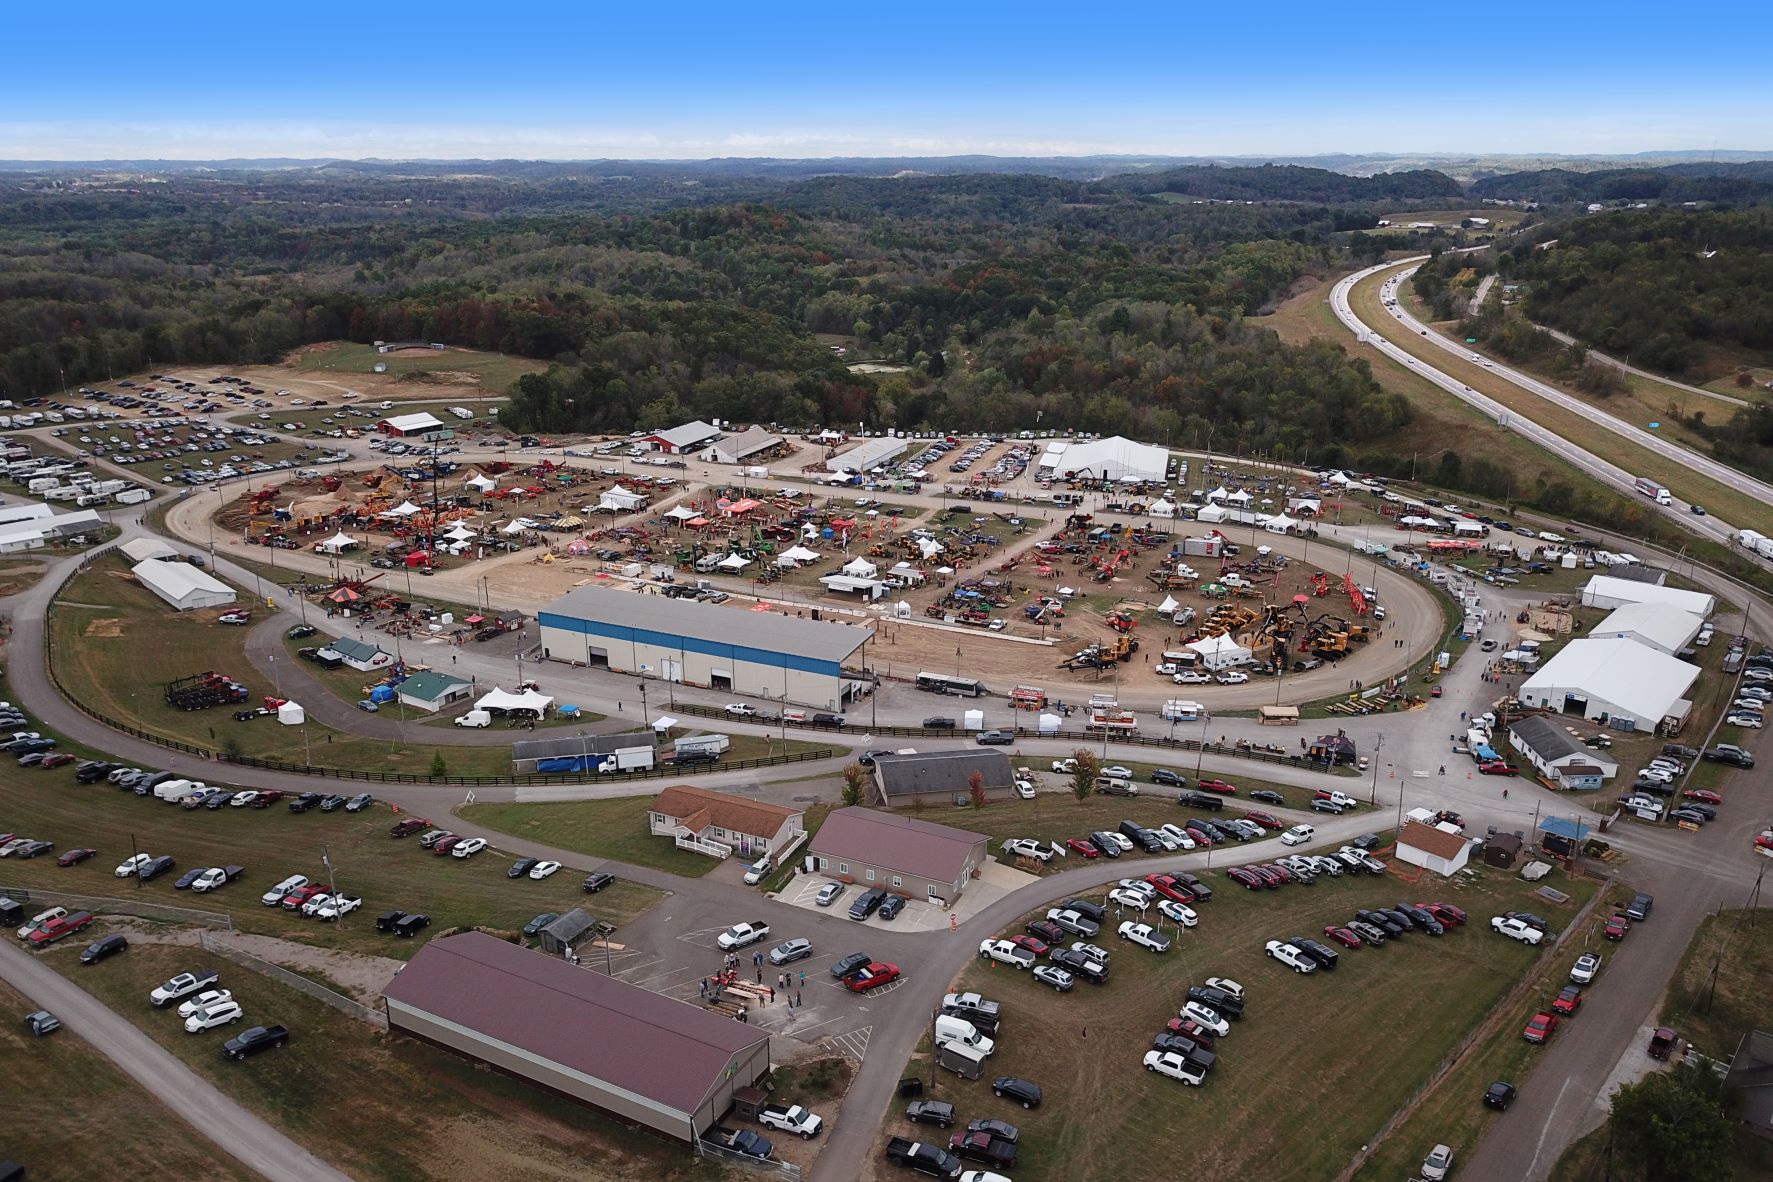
[
  {"xmin": 1185, "ymin": 985, "xmax": 1244, "ymax": 1019},
  {"xmin": 1179, "ymin": 791, "xmax": 1224, "ymax": 812},
  {"xmin": 923, "ymin": 717, "xmax": 957, "ymax": 729},
  {"xmin": 1289, "ymin": 936, "xmax": 1341, "ymax": 970},
  {"xmin": 830, "ymin": 951, "xmax": 872, "ymax": 980},
  {"xmin": 287, "ymin": 792, "xmax": 324, "ymax": 813},
  {"xmin": 991, "ymin": 1077, "xmax": 1043, "ymax": 1109},
  {"xmin": 1150, "ymin": 768, "xmax": 1187, "ymax": 787},
  {"xmin": 849, "ymin": 888, "xmax": 886, "ymax": 921}
]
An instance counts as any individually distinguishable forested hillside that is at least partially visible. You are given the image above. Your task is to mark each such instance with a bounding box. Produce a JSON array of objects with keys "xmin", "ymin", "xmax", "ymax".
[
  {"xmin": 1471, "ymin": 164, "xmax": 1773, "ymax": 206},
  {"xmin": 0, "ymin": 168, "xmax": 1413, "ymax": 457},
  {"xmin": 1110, "ymin": 164, "xmax": 1463, "ymax": 203},
  {"xmin": 1501, "ymin": 209, "xmax": 1773, "ymax": 374}
]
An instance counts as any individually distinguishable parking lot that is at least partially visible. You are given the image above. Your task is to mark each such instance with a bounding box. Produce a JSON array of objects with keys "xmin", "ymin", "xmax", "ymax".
[{"xmin": 774, "ymin": 861, "xmax": 1036, "ymax": 932}]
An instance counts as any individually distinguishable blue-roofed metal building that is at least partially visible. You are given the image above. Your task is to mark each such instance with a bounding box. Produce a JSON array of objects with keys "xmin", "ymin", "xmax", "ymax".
[{"xmin": 538, "ymin": 585, "xmax": 874, "ymax": 711}]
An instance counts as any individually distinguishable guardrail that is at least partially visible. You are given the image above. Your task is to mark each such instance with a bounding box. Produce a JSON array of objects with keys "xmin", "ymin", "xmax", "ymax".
[
  {"xmin": 659, "ymin": 699, "xmax": 1335, "ymax": 774},
  {"xmin": 198, "ymin": 930, "xmax": 388, "ymax": 1029},
  {"xmin": 0, "ymin": 886, "xmax": 234, "ymax": 931}
]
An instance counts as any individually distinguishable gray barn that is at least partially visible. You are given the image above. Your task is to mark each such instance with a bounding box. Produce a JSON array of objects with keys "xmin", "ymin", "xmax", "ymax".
[{"xmin": 383, "ymin": 932, "xmax": 771, "ymax": 1142}]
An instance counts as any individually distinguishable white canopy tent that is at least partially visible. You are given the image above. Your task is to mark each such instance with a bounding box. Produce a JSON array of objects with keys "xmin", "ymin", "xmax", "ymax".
[
  {"xmin": 442, "ymin": 523, "xmax": 478, "ymax": 542},
  {"xmin": 665, "ymin": 504, "xmax": 699, "ymax": 521},
  {"xmin": 1157, "ymin": 595, "xmax": 1180, "ymax": 614},
  {"xmin": 915, "ymin": 537, "xmax": 944, "ymax": 560},
  {"xmin": 502, "ymin": 517, "xmax": 539, "ymax": 535},
  {"xmin": 316, "ymin": 531, "xmax": 362, "ymax": 554},
  {"xmin": 464, "ymin": 473, "xmax": 497, "ymax": 493},
  {"xmin": 841, "ymin": 557, "xmax": 878, "ymax": 578},
  {"xmin": 1261, "ymin": 513, "xmax": 1298, "ymax": 534},
  {"xmin": 717, "ymin": 553, "xmax": 751, "ymax": 571},
  {"xmin": 1224, "ymin": 489, "xmax": 1253, "ymax": 504},
  {"xmin": 1205, "ymin": 486, "xmax": 1230, "ymax": 502},
  {"xmin": 380, "ymin": 501, "xmax": 422, "ymax": 518},
  {"xmin": 598, "ymin": 486, "xmax": 648, "ymax": 512},
  {"xmin": 1148, "ymin": 499, "xmax": 1177, "ymax": 518},
  {"xmin": 776, "ymin": 544, "xmax": 820, "ymax": 567},
  {"xmin": 277, "ymin": 701, "xmax": 306, "ymax": 726},
  {"xmin": 474, "ymin": 687, "xmax": 555, "ymax": 716}
]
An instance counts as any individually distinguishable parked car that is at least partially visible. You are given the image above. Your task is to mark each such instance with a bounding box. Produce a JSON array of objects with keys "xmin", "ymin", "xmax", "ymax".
[
  {"xmin": 222, "ymin": 1024, "xmax": 289, "ymax": 1059},
  {"xmin": 990, "ymin": 1077, "xmax": 1043, "ymax": 1109},
  {"xmin": 1570, "ymin": 953, "xmax": 1602, "ymax": 984},
  {"xmin": 1523, "ymin": 1011, "xmax": 1560, "ymax": 1044}
]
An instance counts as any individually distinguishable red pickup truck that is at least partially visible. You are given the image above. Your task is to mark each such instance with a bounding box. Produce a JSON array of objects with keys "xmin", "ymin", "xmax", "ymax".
[{"xmin": 26, "ymin": 911, "xmax": 95, "ymax": 947}]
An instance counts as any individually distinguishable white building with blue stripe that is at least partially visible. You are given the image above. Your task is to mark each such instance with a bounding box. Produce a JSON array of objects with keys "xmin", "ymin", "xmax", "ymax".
[{"xmin": 538, "ymin": 585, "xmax": 874, "ymax": 711}]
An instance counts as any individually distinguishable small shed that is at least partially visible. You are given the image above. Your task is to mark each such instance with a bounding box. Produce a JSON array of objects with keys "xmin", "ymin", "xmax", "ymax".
[
  {"xmin": 1481, "ymin": 832, "xmax": 1523, "ymax": 868},
  {"xmin": 1308, "ymin": 732, "xmax": 1358, "ymax": 765},
  {"xmin": 397, "ymin": 670, "xmax": 474, "ymax": 712},
  {"xmin": 1396, "ymin": 821, "xmax": 1472, "ymax": 877},
  {"xmin": 535, "ymin": 909, "xmax": 600, "ymax": 957}
]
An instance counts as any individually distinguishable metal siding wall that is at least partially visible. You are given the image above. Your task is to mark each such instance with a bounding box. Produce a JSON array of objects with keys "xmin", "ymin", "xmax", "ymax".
[
  {"xmin": 539, "ymin": 619, "xmax": 844, "ymax": 707},
  {"xmin": 386, "ymin": 1002, "xmax": 693, "ymax": 1141}
]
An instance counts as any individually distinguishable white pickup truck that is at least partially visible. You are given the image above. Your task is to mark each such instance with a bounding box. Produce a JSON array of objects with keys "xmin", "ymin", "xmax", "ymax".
[
  {"xmin": 716, "ymin": 921, "xmax": 771, "ymax": 950},
  {"xmin": 758, "ymin": 1103, "xmax": 823, "ymax": 1139}
]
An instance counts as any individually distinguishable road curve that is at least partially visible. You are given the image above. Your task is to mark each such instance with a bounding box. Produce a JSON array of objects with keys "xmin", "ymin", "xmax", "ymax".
[
  {"xmin": 1331, "ymin": 260, "xmax": 1767, "ymax": 559},
  {"xmin": 0, "ymin": 940, "xmax": 353, "ymax": 1182},
  {"xmin": 1374, "ymin": 261, "xmax": 1773, "ymax": 508}
]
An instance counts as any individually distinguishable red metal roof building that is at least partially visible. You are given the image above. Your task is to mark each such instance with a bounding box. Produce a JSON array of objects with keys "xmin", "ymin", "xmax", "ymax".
[{"xmin": 382, "ymin": 932, "xmax": 770, "ymax": 1141}]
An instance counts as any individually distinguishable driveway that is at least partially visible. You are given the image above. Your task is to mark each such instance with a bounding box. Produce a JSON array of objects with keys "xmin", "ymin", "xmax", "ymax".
[{"xmin": 0, "ymin": 940, "xmax": 353, "ymax": 1182}]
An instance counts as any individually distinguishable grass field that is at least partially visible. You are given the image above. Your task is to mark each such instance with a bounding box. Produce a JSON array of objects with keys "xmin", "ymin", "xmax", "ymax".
[
  {"xmin": 1347, "ymin": 264, "xmax": 1773, "ymax": 538},
  {"xmin": 875, "ymin": 859, "xmax": 1596, "ymax": 1182},
  {"xmin": 462, "ymin": 796, "xmax": 724, "ymax": 878},
  {"xmin": 48, "ymin": 553, "xmax": 513, "ymax": 777},
  {"xmin": 45, "ymin": 941, "xmax": 718, "ymax": 1182},
  {"xmin": 1, "ymin": 978, "xmax": 260, "ymax": 1181},
  {"xmin": 0, "ymin": 765, "xmax": 666, "ymax": 960},
  {"xmin": 284, "ymin": 342, "xmax": 543, "ymax": 394},
  {"xmin": 911, "ymin": 765, "xmax": 1377, "ymax": 875},
  {"xmin": 1353, "ymin": 876, "xmax": 1607, "ymax": 1181}
]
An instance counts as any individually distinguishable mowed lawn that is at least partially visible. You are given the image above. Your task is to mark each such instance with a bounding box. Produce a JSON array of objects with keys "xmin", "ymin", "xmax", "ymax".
[
  {"xmin": 0, "ymin": 979, "xmax": 258, "ymax": 1182},
  {"xmin": 0, "ymin": 767, "xmax": 664, "ymax": 960},
  {"xmin": 50, "ymin": 553, "xmax": 512, "ymax": 777},
  {"xmin": 463, "ymin": 796, "xmax": 722, "ymax": 877},
  {"xmin": 879, "ymin": 861, "xmax": 1586, "ymax": 1182},
  {"xmin": 51, "ymin": 942, "xmax": 713, "ymax": 1182},
  {"xmin": 922, "ymin": 768, "xmax": 1376, "ymax": 875},
  {"xmin": 285, "ymin": 341, "xmax": 542, "ymax": 393}
]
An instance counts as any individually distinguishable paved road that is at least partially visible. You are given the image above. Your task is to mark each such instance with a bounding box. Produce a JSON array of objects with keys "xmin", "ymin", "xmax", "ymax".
[
  {"xmin": 1528, "ymin": 318, "xmax": 1749, "ymax": 409},
  {"xmin": 0, "ymin": 940, "xmax": 352, "ymax": 1182},
  {"xmin": 1331, "ymin": 260, "xmax": 1770, "ymax": 558}
]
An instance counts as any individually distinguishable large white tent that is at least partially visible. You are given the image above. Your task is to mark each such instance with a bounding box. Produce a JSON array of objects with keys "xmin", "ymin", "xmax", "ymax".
[
  {"xmin": 1519, "ymin": 638, "xmax": 1698, "ymax": 729},
  {"xmin": 131, "ymin": 558, "xmax": 236, "ymax": 612},
  {"xmin": 1056, "ymin": 435, "xmax": 1169, "ymax": 483},
  {"xmin": 474, "ymin": 687, "xmax": 554, "ymax": 716},
  {"xmin": 380, "ymin": 501, "xmax": 422, "ymax": 518},
  {"xmin": 317, "ymin": 531, "xmax": 362, "ymax": 554},
  {"xmin": 1186, "ymin": 632, "xmax": 1252, "ymax": 671},
  {"xmin": 776, "ymin": 544, "xmax": 820, "ymax": 568},
  {"xmin": 717, "ymin": 553, "xmax": 751, "ymax": 571},
  {"xmin": 464, "ymin": 473, "xmax": 497, "ymax": 493},
  {"xmin": 1580, "ymin": 574, "xmax": 1715, "ymax": 618},
  {"xmin": 665, "ymin": 504, "xmax": 699, "ymax": 521},
  {"xmin": 598, "ymin": 486, "xmax": 648, "ymax": 512}
]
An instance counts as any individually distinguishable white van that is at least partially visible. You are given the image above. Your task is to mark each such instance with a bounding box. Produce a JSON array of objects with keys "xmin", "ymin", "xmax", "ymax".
[
  {"xmin": 934, "ymin": 1015, "xmax": 996, "ymax": 1056},
  {"xmin": 742, "ymin": 855, "xmax": 774, "ymax": 885}
]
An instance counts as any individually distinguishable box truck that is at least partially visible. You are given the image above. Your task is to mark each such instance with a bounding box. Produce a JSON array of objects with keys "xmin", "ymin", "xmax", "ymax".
[{"xmin": 1634, "ymin": 477, "xmax": 1672, "ymax": 506}]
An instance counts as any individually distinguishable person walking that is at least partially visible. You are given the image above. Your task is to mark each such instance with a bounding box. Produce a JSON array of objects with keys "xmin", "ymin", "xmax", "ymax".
[{"xmin": 799, "ymin": 970, "xmax": 806, "ymax": 989}]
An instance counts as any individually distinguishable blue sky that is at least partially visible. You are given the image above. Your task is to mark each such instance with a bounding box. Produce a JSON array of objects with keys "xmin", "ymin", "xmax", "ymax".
[{"xmin": 4, "ymin": 2, "xmax": 1768, "ymax": 159}]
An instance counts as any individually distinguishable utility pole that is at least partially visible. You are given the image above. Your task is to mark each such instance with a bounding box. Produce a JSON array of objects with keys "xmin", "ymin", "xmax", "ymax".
[{"xmin": 1369, "ymin": 733, "xmax": 1385, "ymax": 803}]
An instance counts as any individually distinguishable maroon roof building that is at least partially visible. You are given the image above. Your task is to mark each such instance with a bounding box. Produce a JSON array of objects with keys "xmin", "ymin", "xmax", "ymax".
[
  {"xmin": 808, "ymin": 806, "xmax": 990, "ymax": 905},
  {"xmin": 382, "ymin": 932, "xmax": 770, "ymax": 1142}
]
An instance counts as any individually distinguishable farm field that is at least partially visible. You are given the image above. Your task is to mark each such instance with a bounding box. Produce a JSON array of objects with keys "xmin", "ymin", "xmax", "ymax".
[
  {"xmin": 280, "ymin": 341, "xmax": 545, "ymax": 394},
  {"xmin": 0, "ymin": 763, "xmax": 665, "ymax": 959},
  {"xmin": 870, "ymin": 860, "xmax": 1598, "ymax": 1182},
  {"xmin": 46, "ymin": 941, "xmax": 717, "ymax": 1182}
]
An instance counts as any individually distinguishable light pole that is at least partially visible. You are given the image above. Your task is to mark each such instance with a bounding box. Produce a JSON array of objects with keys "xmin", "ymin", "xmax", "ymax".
[{"xmin": 1369, "ymin": 733, "xmax": 1385, "ymax": 804}]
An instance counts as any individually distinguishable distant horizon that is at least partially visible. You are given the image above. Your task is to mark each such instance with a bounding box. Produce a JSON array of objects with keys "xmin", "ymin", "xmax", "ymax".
[
  {"xmin": 4, "ymin": 148, "xmax": 1772, "ymax": 169},
  {"xmin": 4, "ymin": 2, "xmax": 1767, "ymax": 163}
]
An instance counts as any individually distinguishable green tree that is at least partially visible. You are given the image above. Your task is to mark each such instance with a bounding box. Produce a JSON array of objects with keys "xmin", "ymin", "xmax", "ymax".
[
  {"xmin": 1069, "ymin": 749, "xmax": 1100, "ymax": 803},
  {"xmin": 841, "ymin": 763, "xmax": 868, "ymax": 808},
  {"xmin": 1609, "ymin": 1065, "xmax": 1735, "ymax": 1182},
  {"xmin": 430, "ymin": 751, "xmax": 448, "ymax": 778}
]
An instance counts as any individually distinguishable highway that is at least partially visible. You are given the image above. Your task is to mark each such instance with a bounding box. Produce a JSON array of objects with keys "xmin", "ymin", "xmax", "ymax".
[{"xmin": 1330, "ymin": 259, "xmax": 1771, "ymax": 560}]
